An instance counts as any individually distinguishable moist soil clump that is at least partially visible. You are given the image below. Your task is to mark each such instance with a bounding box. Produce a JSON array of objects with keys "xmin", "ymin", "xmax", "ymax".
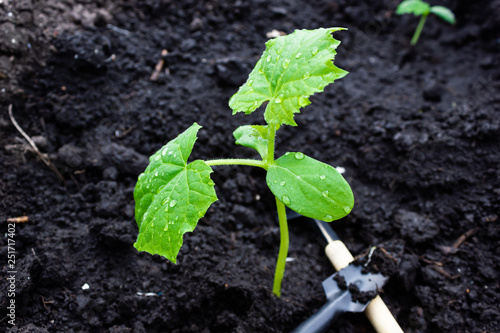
[{"xmin": 1, "ymin": 0, "xmax": 499, "ymax": 332}]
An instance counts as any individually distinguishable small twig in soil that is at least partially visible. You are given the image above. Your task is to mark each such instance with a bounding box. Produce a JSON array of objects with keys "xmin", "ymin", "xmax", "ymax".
[
  {"xmin": 115, "ymin": 125, "xmax": 137, "ymax": 138},
  {"xmin": 6, "ymin": 216, "xmax": 29, "ymax": 223},
  {"xmin": 432, "ymin": 265, "xmax": 460, "ymax": 280},
  {"xmin": 8, "ymin": 104, "xmax": 65, "ymax": 183},
  {"xmin": 41, "ymin": 296, "xmax": 55, "ymax": 310},
  {"xmin": 150, "ymin": 49, "xmax": 169, "ymax": 81},
  {"xmin": 452, "ymin": 228, "xmax": 478, "ymax": 248}
]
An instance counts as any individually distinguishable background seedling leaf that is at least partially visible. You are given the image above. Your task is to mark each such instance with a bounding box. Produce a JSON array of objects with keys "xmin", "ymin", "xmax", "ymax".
[
  {"xmin": 396, "ymin": 0, "xmax": 430, "ymax": 16},
  {"xmin": 134, "ymin": 123, "xmax": 217, "ymax": 263},
  {"xmin": 430, "ymin": 6, "xmax": 456, "ymax": 24},
  {"xmin": 229, "ymin": 28, "xmax": 348, "ymax": 126},
  {"xmin": 233, "ymin": 125, "xmax": 269, "ymax": 159},
  {"xmin": 267, "ymin": 153, "xmax": 354, "ymax": 222}
]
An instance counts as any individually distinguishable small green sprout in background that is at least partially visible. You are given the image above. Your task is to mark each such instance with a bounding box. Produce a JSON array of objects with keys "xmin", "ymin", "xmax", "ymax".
[
  {"xmin": 396, "ymin": 0, "xmax": 456, "ymax": 45},
  {"xmin": 133, "ymin": 28, "xmax": 354, "ymax": 297}
]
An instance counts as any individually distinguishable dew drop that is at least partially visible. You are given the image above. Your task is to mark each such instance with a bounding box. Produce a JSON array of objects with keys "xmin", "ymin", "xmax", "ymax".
[
  {"xmin": 169, "ymin": 199, "xmax": 177, "ymax": 207},
  {"xmin": 274, "ymin": 94, "xmax": 283, "ymax": 103},
  {"xmin": 294, "ymin": 152, "xmax": 305, "ymax": 160},
  {"xmin": 208, "ymin": 179, "xmax": 215, "ymax": 186},
  {"xmin": 150, "ymin": 223, "xmax": 154, "ymax": 228},
  {"xmin": 259, "ymin": 68, "xmax": 265, "ymax": 74},
  {"xmin": 162, "ymin": 198, "xmax": 170, "ymax": 205},
  {"xmin": 282, "ymin": 59, "xmax": 290, "ymax": 69},
  {"xmin": 320, "ymin": 175, "xmax": 326, "ymax": 180},
  {"xmin": 322, "ymin": 72, "xmax": 336, "ymax": 81},
  {"xmin": 282, "ymin": 195, "xmax": 291, "ymax": 205},
  {"xmin": 324, "ymin": 215, "xmax": 333, "ymax": 221},
  {"xmin": 154, "ymin": 155, "xmax": 161, "ymax": 161},
  {"xmin": 277, "ymin": 46, "xmax": 284, "ymax": 54},
  {"xmin": 248, "ymin": 79, "xmax": 254, "ymax": 86},
  {"xmin": 312, "ymin": 47, "xmax": 319, "ymax": 55},
  {"xmin": 162, "ymin": 148, "xmax": 167, "ymax": 156},
  {"xmin": 343, "ymin": 206, "xmax": 351, "ymax": 214},
  {"xmin": 298, "ymin": 96, "xmax": 309, "ymax": 107},
  {"xmin": 154, "ymin": 171, "xmax": 159, "ymax": 177},
  {"xmin": 138, "ymin": 173, "xmax": 145, "ymax": 181},
  {"xmin": 252, "ymin": 101, "xmax": 259, "ymax": 108},
  {"xmin": 303, "ymin": 72, "xmax": 310, "ymax": 79},
  {"xmin": 168, "ymin": 221, "xmax": 174, "ymax": 225},
  {"xmin": 168, "ymin": 151, "xmax": 173, "ymax": 155},
  {"xmin": 285, "ymin": 152, "xmax": 291, "ymax": 156},
  {"xmin": 295, "ymin": 52, "xmax": 302, "ymax": 59},
  {"xmin": 280, "ymin": 181, "xmax": 286, "ymax": 186},
  {"xmin": 322, "ymin": 190, "xmax": 329, "ymax": 197},
  {"xmin": 164, "ymin": 206, "xmax": 169, "ymax": 212},
  {"xmin": 266, "ymin": 55, "xmax": 271, "ymax": 62},
  {"xmin": 175, "ymin": 217, "xmax": 179, "ymax": 221},
  {"xmin": 163, "ymin": 225, "xmax": 169, "ymax": 231}
]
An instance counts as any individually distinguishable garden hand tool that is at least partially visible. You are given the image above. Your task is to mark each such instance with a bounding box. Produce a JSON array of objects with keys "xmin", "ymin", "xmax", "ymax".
[
  {"xmin": 308, "ymin": 218, "xmax": 404, "ymax": 333},
  {"xmin": 292, "ymin": 263, "xmax": 388, "ymax": 333}
]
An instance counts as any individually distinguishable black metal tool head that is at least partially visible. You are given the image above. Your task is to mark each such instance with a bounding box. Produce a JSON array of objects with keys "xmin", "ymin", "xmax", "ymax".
[{"xmin": 322, "ymin": 264, "xmax": 389, "ymax": 312}]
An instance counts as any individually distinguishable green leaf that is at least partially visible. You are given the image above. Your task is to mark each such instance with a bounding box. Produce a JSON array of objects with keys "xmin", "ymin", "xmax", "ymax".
[
  {"xmin": 396, "ymin": 0, "xmax": 430, "ymax": 16},
  {"xmin": 266, "ymin": 152, "xmax": 354, "ymax": 222},
  {"xmin": 229, "ymin": 28, "xmax": 348, "ymax": 126},
  {"xmin": 133, "ymin": 123, "xmax": 217, "ymax": 263},
  {"xmin": 233, "ymin": 125, "xmax": 269, "ymax": 160},
  {"xmin": 430, "ymin": 6, "xmax": 456, "ymax": 24}
]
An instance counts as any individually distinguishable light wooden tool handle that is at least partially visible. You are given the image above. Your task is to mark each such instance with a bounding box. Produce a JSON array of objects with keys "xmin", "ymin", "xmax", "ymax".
[{"xmin": 325, "ymin": 241, "xmax": 404, "ymax": 333}]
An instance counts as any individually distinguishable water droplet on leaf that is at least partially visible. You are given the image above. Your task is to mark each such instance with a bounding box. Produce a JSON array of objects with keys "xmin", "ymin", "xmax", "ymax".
[
  {"xmin": 154, "ymin": 155, "xmax": 161, "ymax": 161},
  {"xmin": 248, "ymin": 79, "xmax": 254, "ymax": 86},
  {"xmin": 170, "ymin": 199, "xmax": 177, "ymax": 207},
  {"xmin": 294, "ymin": 152, "xmax": 305, "ymax": 160},
  {"xmin": 324, "ymin": 215, "xmax": 333, "ymax": 221},
  {"xmin": 280, "ymin": 181, "xmax": 286, "ymax": 186},
  {"xmin": 163, "ymin": 225, "xmax": 168, "ymax": 231},
  {"xmin": 298, "ymin": 96, "xmax": 309, "ymax": 107},
  {"xmin": 322, "ymin": 190, "xmax": 329, "ymax": 197},
  {"xmin": 295, "ymin": 53, "xmax": 302, "ymax": 59},
  {"xmin": 285, "ymin": 152, "xmax": 291, "ymax": 156},
  {"xmin": 343, "ymin": 206, "xmax": 351, "ymax": 214},
  {"xmin": 320, "ymin": 175, "xmax": 326, "ymax": 180},
  {"xmin": 282, "ymin": 59, "xmax": 290, "ymax": 69},
  {"xmin": 282, "ymin": 195, "xmax": 291, "ymax": 205},
  {"xmin": 312, "ymin": 47, "xmax": 319, "ymax": 55},
  {"xmin": 266, "ymin": 55, "xmax": 271, "ymax": 62},
  {"xmin": 275, "ymin": 94, "xmax": 283, "ymax": 103}
]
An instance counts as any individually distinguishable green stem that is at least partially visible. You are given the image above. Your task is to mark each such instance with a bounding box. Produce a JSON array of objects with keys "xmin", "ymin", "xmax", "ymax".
[
  {"xmin": 205, "ymin": 158, "xmax": 267, "ymax": 169},
  {"xmin": 272, "ymin": 197, "xmax": 289, "ymax": 297},
  {"xmin": 267, "ymin": 124, "xmax": 277, "ymax": 165},
  {"xmin": 411, "ymin": 13, "xmax": 428, "ymax": 45}
]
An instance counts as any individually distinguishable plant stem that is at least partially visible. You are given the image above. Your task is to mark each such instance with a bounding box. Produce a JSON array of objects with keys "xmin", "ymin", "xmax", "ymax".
[
  {"xmin": 272, "ymin": 197, "xmax": 289, "ymax": 297},
  {"xmin": 205, "ymin": 158, "xmax": 267, "ymax": 169},
  {"xmin": 267, "ymin": 124, "xmax": 277, "ymax": 165},
  {"xmin": 411, "ymin": 13, "xmax": 428, "ymax": 45}
]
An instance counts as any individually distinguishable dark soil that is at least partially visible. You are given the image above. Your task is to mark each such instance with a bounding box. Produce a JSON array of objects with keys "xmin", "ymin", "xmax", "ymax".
[{"xmin": 1, "ymin": 0, "xmax": 499, "ymax": 332}]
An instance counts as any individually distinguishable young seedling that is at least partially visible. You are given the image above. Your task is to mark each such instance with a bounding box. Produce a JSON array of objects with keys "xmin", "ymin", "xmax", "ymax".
[
  {"xmin": 133, "ymin": 28, "xmax": 354, "ymax": 297},
  {"xmin": 396, "ymin": 0, "xmax": 456, "ymax": 45}
]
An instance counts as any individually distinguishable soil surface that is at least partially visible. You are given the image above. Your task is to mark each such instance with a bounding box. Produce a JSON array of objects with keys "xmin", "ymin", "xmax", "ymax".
[{"xmin": 1, "ymin": 0, "xmax": 499, "ymax": 332}]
